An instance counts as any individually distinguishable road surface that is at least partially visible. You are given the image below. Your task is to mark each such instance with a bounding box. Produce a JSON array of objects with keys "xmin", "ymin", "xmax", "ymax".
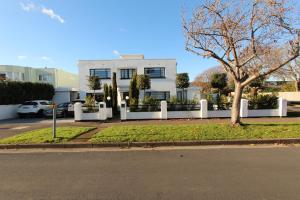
[{"xmin": 1, "ymin": 146, "xmax": 300, "ymax": 200}]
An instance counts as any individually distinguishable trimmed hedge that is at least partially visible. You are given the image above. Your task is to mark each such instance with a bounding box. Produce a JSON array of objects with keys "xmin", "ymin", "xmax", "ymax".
[{"xmin": 0, "ymin": 81, "xmax": 55, "ymax": 105}]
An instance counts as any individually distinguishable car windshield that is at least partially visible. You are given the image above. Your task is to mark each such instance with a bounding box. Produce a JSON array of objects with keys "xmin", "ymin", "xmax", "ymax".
[
  {"xmin": 57, "ymin": 103, "xmax": 68, "ymax": 108},
  {"xmin": 22, "ymin": 102, "xmax": 38, "ymax": 106},
  {"xmin": 40, "ymin": 102, "xmax": 50, "ymax": 105}
]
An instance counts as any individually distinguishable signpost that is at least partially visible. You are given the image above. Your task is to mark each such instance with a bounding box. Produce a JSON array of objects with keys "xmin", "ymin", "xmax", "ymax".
[{"xmin": 50, "ymin": 103, "xmax": 57, "ymax": 139}]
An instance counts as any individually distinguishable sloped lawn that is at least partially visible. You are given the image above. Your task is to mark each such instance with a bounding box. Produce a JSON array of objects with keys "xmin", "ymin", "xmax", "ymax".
[
  {"xmin": 0, "ymin": 127, "xmax": 95, "ymax": 144},
  {"xmin": 90, "ymin": 123, "xmax": 300, "ymax": 143}
]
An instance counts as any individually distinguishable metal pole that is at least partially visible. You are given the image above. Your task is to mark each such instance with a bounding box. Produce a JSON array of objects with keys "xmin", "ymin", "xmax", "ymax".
[{"xmin": 52, "ymin": 105, "xmax": 56, "ymax": 138}]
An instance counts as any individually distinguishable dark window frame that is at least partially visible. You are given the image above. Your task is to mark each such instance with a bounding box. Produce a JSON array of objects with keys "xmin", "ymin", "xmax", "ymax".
[
  {"xmin": 90, "ymin": 68, "xmax": 111, "ymax": 79},
  {"xmin": 120, "ymin": 69, "xmax": 136, "ymax": 80},
  {"xmin": 145, "ymin": 91, "xmax": 170, "ymax": 101},
  {"xmin": 144, "ymin": 67, "xmax": 165, "ymax": 79}
]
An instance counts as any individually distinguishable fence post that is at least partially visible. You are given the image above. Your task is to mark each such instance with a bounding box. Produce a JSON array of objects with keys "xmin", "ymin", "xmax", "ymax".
[
  {"xmin": 160, "ymin": 101, "xmax": 167, "ymax": 119},
  {"xmin": 278, "ymin": 98, "xmax": 287, "ymax": 117},
  {"xmin": 240, "ymin": 99, "xmax": 248, "ymax": 118},
  {"xmin": 200, "ymin": 99, "xmax": 208, "ymax": 118},
  {"xmin": 120, "ymin": 101, "xmax": 127, "ymax": 121},
  {"xmin": 74, "ymin": 102, "xmax": 82, "ymax": 121},
  {"xmin": 99, "ymin": 102, "xmax": 107, "ymax": 120}
]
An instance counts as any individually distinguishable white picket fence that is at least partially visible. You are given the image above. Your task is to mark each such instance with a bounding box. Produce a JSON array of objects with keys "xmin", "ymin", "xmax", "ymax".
[{"xmin": 120, "ymin": 98, "xmax": 287, "ymax": 120}]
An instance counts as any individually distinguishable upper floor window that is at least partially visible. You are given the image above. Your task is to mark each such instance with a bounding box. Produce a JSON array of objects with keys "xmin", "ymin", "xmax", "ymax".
[
  {"xmin": 90, "ymin": 69, "xmax": 111, "ymax": 79},
  {"xmin": 120, "ymin": 69, "xmax": 136, "ymax": 79},
  {"xmin": 39, "ymin": 74, "xmax": 52, "ymax": 81},
  {"xmin": 144, "ymin": 67, "xmax": 165, "ymax": 78}
]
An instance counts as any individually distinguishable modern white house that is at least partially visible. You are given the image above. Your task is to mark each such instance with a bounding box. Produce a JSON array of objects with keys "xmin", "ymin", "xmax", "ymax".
[{"xmin": 78, "ymin": 54, "xmax": 179, "ymax": 104}]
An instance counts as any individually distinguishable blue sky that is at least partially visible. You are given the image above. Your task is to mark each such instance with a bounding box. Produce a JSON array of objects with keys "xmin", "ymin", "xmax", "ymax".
[{"xmin": 0, "ymin": 0, "xmax": 218, "ymax": 80}]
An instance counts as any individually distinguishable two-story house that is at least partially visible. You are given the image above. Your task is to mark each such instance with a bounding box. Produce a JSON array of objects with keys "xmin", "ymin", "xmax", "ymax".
[{"xmin": 78, "ymin": 55, "xmax": 177, "ymax": 104}]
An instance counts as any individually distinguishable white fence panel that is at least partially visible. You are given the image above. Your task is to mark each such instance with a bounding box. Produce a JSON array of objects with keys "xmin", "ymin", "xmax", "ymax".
[
  {"xmin": 126, "ymin": 111, "xmax": 161, "ymax": 120},
  {"xmin": 0, "ymin": 105, "xmax": 20, "ymax": 120},
  {"xmin": 207, "ymin": 110, "xmax": 231, "ymax": 118},
  {"xmin": 167, "ymin": 111, "xmax": 200, "ymax": 119},
  {"xmin": 248, "ymin": 109, "xmax": 278, "ymax": 117}
]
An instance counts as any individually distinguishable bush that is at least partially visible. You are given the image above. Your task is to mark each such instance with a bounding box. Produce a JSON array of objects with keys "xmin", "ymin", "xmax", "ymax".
[
  {"xmin": 142, "ymin": 96, "xmax": 158, "ymax": 105},
  {"xmin": 0, "ymin": 81, "xmax": 55, "ymax": 105},
  {"xmin": 248, "ymin": 94, "xmax": 278, "ymax": 109}
]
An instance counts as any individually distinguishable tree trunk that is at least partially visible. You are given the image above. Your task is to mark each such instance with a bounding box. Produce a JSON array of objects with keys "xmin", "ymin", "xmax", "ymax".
[
  {"xmin": 294, "ymin": 81, "xmax": 299, "ymax": 92},
  {"xmin": 231, "ymin": 83, "xmax": 243, "ymax": 125}
]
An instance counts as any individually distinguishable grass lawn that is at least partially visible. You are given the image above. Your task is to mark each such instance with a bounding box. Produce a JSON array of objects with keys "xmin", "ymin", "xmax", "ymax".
[
  {"xmin": 0, "ymin": 127, "xmax": 95, "ymax": 144},
  {"xmin": 90, "ymin": 123, "xmax": 300, "ymax": 143}
]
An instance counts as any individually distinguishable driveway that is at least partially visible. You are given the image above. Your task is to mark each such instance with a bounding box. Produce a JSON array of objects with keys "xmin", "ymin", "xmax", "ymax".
[
  {"xmin": 0, "ymin": 118, "xmax": 80, "ymax": 139},
  {"xmin": 1, "ymin": 146, "xmax": 300, "ymax": 200}
]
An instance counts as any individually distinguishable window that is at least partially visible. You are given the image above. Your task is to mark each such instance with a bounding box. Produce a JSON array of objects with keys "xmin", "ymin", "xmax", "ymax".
[
  {"xmin": 144, "ymin": 67, "xmax": 165, "ymax": 78},
  {"xmin": 38, "ymin": 74, "xmax": 52, "ymax": 81},
  {"xmin": 145, "ymin": 91, "xmax": 170, "ymax": 100},
  {"xmin": 120, "ymin": 69, "xmax": 136, "ymax": 79},
  {"xmin": 90, "ymin": 69, "xmax": 111, "ymax": 79},
  {"xmin": 177, "ymin": 90, "xmax": 187, "ymax": 102}
]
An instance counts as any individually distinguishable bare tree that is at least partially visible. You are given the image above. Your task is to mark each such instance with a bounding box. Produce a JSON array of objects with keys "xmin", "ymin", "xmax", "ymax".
[
  {"xmin": 192, "ymin": 66, "xmax": 224, "ymax": 93},
  {"xmin": 183, "ymin": 0, "xmax": 300, "ymax": 125},
  {"xmin": 274, "ymin": 58, "xmax": 300, "ymax": 91}
]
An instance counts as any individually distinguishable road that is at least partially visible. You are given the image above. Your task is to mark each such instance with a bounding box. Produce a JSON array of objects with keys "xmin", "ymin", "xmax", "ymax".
[{"xmin": 1, "ymin": 146, "xmax": 300, "ymax": 200}]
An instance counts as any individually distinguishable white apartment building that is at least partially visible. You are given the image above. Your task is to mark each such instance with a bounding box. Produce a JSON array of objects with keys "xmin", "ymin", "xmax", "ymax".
[{"xmin": 78, "ymin": 55, "xmax": 177, "ymax": 104}]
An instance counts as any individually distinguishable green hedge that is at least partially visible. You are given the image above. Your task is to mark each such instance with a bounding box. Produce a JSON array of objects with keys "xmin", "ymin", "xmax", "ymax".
[{"xmin": 0, "ymin": 81, "xmax": 55, "ymax": 105}]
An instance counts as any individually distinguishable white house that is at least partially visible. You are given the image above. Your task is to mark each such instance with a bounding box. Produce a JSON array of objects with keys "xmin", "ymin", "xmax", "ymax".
[{"xmin": 78, "ymin": 54, "xmax": 178, "ymax": 104}]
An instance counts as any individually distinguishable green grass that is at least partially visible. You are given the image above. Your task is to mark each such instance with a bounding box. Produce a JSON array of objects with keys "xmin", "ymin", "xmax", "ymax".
[
  {"xmin": 0, "ymin": 127, "xmax": 95, "ymax": 144},
  {"xmin": 90, "ymin": 123, "xmax": 300, "ymax": 143}
]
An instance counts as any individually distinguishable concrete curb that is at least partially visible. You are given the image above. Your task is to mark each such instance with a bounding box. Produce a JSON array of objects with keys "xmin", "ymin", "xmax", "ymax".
[{"xmin": 1, "ymin": 138, "xmax": 300, "ymax": 149}]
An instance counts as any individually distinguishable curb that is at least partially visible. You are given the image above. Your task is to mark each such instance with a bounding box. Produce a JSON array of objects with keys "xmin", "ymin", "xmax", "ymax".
[{"xmin": 1, "ymin": 138, "xmax": 300, "ymax": 149}]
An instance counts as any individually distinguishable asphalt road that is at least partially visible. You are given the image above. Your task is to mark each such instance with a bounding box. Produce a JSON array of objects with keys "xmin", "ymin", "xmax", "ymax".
[{"xmin": 1, "ymin": 146, "xmax": 300, "ymax": 200}]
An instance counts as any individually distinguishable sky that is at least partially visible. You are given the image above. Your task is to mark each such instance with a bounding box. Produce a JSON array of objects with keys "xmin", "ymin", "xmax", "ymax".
[{"xmin": 0, "ymin": 0, "xmax": 218, "ymax": 80}]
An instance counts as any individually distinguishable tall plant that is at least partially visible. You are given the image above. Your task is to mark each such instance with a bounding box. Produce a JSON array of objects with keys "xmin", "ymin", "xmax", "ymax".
[
  {"xmin": 176, "ymin": 73, "xmax": 190, "ymax": 101},
  {"xmin": 137, "ymin": 74, "xmax": 151, "ymax": 95},
  {"xmin": 103, "ymin": 83, "xmax": 109, "ymax": 104},
  {"xmin": 112, "ymin": 72, "xmax": 118, "ymax": 114},
  {"xmin": 87, "ymin": 76, "xmax": 101, "ymax": 103},
  {"xmin": 129, "ymin": 73, "xmax": 139, "ymax": 107},
  {"xmin": 108, "ymin": 85, "xmax": 113, "ymax": 108}
]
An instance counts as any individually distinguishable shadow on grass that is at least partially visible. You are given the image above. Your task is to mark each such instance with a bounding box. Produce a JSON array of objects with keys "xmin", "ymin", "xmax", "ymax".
[{"xmin": 241, "ymin": 123, "xmax": 300, "ymax": 127}]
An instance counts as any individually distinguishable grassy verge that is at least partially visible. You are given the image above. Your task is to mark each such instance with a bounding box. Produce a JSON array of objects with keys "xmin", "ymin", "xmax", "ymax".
[
  {"xmin": 0, "ymin": 127, "xmax": 95, "ymax": 144},
  {"xmin": 90, "ymin": 123, "xmax": 300, "ymax": 143}
]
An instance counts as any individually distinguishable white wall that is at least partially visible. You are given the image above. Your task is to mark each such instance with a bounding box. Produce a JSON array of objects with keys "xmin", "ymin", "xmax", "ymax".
[
  {"xmin": 0, "ymin": 105, "xmax": 20, "ymax": 120},
  {"xmin": 278, "ymin": 92, "xmax": 300, "ymax": 102},
  {"xmin": 78, "ymin": 58, "xmax": 177, "ymax": 102}
]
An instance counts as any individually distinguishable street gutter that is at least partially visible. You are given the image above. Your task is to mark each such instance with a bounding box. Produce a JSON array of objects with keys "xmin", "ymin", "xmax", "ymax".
[{"xmin": 1, "ymin": 138, "xmax": 300, "ymax": 149}]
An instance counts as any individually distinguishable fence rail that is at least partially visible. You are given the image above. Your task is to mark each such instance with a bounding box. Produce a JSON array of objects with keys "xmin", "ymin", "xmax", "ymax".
[
  {"xmin": 167, "ymin": 104, "xmax": 201, "ymax": 111},
  {"xmin": 128, "ymin": 104, "xmax": 161, "ymax": 112}
]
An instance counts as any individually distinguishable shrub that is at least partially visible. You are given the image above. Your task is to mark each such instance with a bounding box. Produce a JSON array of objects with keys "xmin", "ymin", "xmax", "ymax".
[
  {"xmin": 0, "ymin": 81, "xmax": 54, "ymax": 105},
  {"xmin": 248, "ymin": 94, "xmax": 278, "ymax": 109},
  {"xmin": 84, "ymin": 95, "xmax": 98, "ymax": 113},
  {"xmin": 142, "ymin": 96, "xmax": 158, "ymax": 105}
]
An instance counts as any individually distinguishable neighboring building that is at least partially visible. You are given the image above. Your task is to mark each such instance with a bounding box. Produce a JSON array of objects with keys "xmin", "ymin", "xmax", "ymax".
[
  {"xmin": 0, "ymin": 65, "xmax": 79, "ymax": 104},
  {"xmin": 78, "ymin": 55, "xmax": 177, "ymax": 104}
]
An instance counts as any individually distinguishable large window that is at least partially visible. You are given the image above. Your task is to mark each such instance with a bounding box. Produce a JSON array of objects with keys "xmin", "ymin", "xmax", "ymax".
[
  {"xmin": 120, "ymin": 69, "xmax": 136, "ymax": 79},
  {"xmin": 145, "ymin": 91, "xmax": 170, "ymax": 100},
  {"xmin": 90, "ymin": 69, "xmax": 111, "ymax": 79},
  {"xmin": 177, "ymin": 90, "xmax": 187, "ymax": 102},
  {"xmin": 144, "ymin": 67, "xmax": 165, "ymax": 78}
]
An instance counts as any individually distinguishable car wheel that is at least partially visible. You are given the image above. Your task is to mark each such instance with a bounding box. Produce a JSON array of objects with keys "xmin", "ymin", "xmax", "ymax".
[
  {"xmin": 62, "ymin": 111, "xmax": 68, "ymax": 118},
  {"xmin": 37, "ymin": 110, "xmax": 44, "ymax": 118}
]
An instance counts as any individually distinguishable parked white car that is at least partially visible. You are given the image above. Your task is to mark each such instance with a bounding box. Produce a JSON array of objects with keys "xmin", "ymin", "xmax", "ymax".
[{"xmin": 17, "ymin": 100, "xmax": 51, "ymax": 118}]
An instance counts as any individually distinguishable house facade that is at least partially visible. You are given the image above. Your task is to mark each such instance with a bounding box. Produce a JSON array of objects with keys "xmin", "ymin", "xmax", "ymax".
[
  {"xmin": 78, "ymin": 55, "xmax": 177, "ymax": 104},
  {"xmin": 0, "ymin": 65, "xmax": 79, "ymax": 104}
]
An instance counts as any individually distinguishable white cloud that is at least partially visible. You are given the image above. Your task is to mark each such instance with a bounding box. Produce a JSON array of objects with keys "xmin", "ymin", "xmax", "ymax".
[
  {"xmin": 20, "ymin": 1, "xmax": 35, "ymax": 11},
  {"xmin": 41, "ymin": 7, "xmax": 64, "ymax": 24},
  {"xmin": 112, "ymin": 50, "xmax": 120, "ymax": 56},
  {"xmin": 41, "ymin": 56, "xmax": 51, "ymax": 61},
  {"xmin": 20, "ymin": 1, "xmax": 65, "ymax": 24},
  {"xmin": 17, "ymin": 55, "xmax": 27, "ymax": 60}
]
